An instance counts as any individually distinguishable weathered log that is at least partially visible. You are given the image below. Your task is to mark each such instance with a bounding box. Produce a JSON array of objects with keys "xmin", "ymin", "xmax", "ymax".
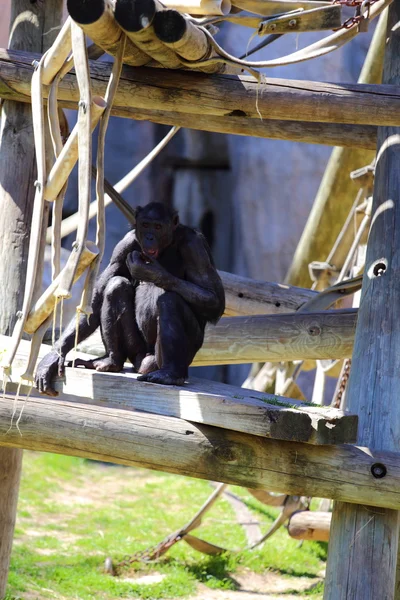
[
  {"xmin": 220, "ymin": 270, "xmax": 317, "ymax": 316},
  {"xmin": 2, "ymin": 342, "xmax": 357, "ymax": 445},
  {"xmin": 0, "ymin": 49, "xmax": 378, "ymax": 148},
  {"xmin": 197, "ymin": 309, "xmax": 356, "ymax": 365},
  {"xmin": 325, "ymin": 4, "xmax": 400, "ymax": 599},
  {"xmin": 73, "ymin": 308, "xmax": 356, "ymax": 364},
  {"xmin": 288, "ymin": 510, "xmax": 331, "ymax": 542},
  {"xmin": 0, "ymin": 0, "xmax": 64, "ymax": 595},
  {"xmin": 1, "ymin": 49, "xmax": 400, "ymax": 127},
  {"xmin": 0, "ymin": 393, "xmax": 399, "ymax": 510}
]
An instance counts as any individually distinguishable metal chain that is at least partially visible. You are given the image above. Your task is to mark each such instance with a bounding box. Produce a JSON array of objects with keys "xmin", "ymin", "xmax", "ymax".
[
  {"xmin": 113, "ymin": 531, "xmax": 183, "ymax": 572},
  {"xmin": 332, "ymin": 358, "xmax": 352, "ymax": 408}
]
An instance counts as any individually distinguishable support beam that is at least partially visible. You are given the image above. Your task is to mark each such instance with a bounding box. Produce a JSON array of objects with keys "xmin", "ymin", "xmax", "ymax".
[
  {"xmin": 71, "ymin": 308, "xmax": 357, "ymax": 364},
  {"xmin": 0, "ymin": 393, "xmax": 399, "ymax": 510},
  {"xmin": 324, "ymin": 3, "xmax": 400, "ymax": 599},
  {"xmin": 4, "ymin": 343, "xmax": 358, "ymax": 445},
  {"xmin": 285, "ymin": 9, "xmax": 387, "ymax": 288},
  {"xmin": 0, "ymin": 49, "xmax": 400, "ymax": 128},
  {"xmin": 0, "ymin": 1, "xmax": 63, "ymax": 597}
]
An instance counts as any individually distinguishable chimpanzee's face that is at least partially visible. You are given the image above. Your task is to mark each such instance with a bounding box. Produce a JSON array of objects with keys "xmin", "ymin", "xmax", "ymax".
[{"xmin": 135, "ymin": 203, "xmax": 179, "ymax": 259}]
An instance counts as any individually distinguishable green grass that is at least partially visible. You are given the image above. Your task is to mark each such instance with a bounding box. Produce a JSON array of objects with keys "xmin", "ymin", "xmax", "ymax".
[{"xmin": 5, "ymin": 452, "xmax": 326, "ymax": 599}]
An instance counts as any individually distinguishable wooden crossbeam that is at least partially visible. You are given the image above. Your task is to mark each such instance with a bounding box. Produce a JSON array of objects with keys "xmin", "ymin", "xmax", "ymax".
[
  {"xmin": 4, "ymin": 355, "xmax": 357, "ymax": 444},
  {"xmin": 74, "ymin": 308, "xmax": 357, "ymax": 364},
  {"xmin": 0, "ymin": 392, "xmax": 398, "ymax": 510},
  {"xmin": 0, "ymin": 48, "xmax": 389, "ymax": 148}
]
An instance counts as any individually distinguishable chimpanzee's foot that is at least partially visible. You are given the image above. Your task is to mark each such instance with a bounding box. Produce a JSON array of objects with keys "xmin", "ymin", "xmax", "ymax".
[
  {"xmin": 137, "ymin": 369, "xmax": 185, "ymax": 386},
  {"xmin": 68, "ymin": 357, "xmax": 98, "ymax": 370},
  {"xmin": 93, "ymin": 356, "xmax": 124, "ymax": 372},
  {"xmin": 137, "ymin": 354, "xmax": 158, "ymax": 375}
]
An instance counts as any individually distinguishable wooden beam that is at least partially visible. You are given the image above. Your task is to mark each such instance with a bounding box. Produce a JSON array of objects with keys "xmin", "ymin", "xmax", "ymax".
[
  {"xmin": 197, "ymin": 309, "xmax": 356, "ymax": 365},
  {"xmin": 0, "ymin": 393, "xmax": 399, "ymax": 510},
  {"xmin": 219, "ymin": 270, "xmax": 317, "ymax": 316},
  {"xmin": 288, "ymin": 511, "xmax": 331, "ymax": 542},
  {"xmin": 1, "ymin": 49, "xmax": 400, "ymax": 128},
  {"xmin": 324, "ymin": 4, "xmax": 400, "ymax": 599},
  {"xmin": 118, "ymin": 108, "xmax": 378, "ymax": 150},
  {"xmin": 4, "ymin": 342, "xmax": 357, "ymax": 445},
  {"xmin": 285, "ymin": 10, "xmax": 387, "ymax": 288},
  {"xmin": 71, "ymin": 308, "xmax": 357, "ymax": 364}
]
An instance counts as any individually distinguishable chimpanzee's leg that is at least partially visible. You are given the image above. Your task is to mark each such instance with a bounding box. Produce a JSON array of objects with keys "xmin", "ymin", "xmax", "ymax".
[
  {"xmin": 77, "ymin": 276, "xmax": 145, "ymax": 372},
  {"xmin": 137, "ymin": 291, "xmax": 204, "ymax": 385}
]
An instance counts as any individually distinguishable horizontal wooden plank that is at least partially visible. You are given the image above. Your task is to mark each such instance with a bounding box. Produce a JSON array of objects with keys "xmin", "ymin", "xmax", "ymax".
[
  {"xmin": 288, "ymin": 510, "xmax": 331, "ymax": 541},
  {"xmin": 0, "ymin": 393, "xmax": 397, "ymax": 509},
  {"xmin": 219, "ymin": 270, "xmax": 317, "ymax": 316},
  {"xmin": 0, "ymin": 48, "xmax": 399, "ymax": 127},
  {"xmin": 1, "ymin": 336, "xmax": 357, "ymax": 445}
]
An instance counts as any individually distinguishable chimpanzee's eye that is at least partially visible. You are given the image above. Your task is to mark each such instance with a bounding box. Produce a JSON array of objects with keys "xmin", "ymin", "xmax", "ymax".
[
  {"xmin": 142, "ymin": 222, "xmax": 149, "ymax": 228},
  {"xmin": 155, "ymin": 224, "xmax": 162, "ymax": 231}
]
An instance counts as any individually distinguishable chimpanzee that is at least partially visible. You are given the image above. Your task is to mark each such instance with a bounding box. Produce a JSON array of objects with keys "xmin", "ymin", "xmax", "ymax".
[{"xmin": 35, "ymin": 203, "xmax": 225, "ymax": 395}]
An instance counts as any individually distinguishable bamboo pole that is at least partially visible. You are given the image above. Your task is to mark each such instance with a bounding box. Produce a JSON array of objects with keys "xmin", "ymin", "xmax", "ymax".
[
  {"xmin": 153, "ymin": 9, "xmax": 223, "ymax": 73},
  {"xmin": 67, "ymin": 0, "xmax": 151, "ymax": 67},
  {"xmin": 161, "ymin": 0, "xmax": 231, "ymax": 14},
  {"xmin": 24, "ymin": 243, "xmax": 99, "ymax": 335},
  {"xmin": 285, "ymin": 10, "xmax": 387, "ymax": 288},
  {"xmin": 1, "ymin": 393, "xmax": 400, "ymax": 511},
  {"xmin": 0, "ymin": 49, "xmax": 398, "ymax": 127},
  {"xmin": 44, "ymin": 96, "xmax": 106, "ymax": 201},
  {"xmin": 324, "ymin": 3, "xmax": 400, "ymax": 598},
  {"xmin": 115, "ymin": 0, "xmax": 183, "ymax": 68}
]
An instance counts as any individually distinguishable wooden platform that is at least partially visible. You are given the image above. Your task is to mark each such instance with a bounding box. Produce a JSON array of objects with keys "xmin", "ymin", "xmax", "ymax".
[{"xmin": 2, "ymin": 336, "xmax": 357, "ymax": 446}]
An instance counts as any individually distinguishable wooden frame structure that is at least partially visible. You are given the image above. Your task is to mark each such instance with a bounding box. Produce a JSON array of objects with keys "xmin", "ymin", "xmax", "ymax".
[{"xmin": 1, "ymin": 0, "xmax": 400, "ymax": 597}]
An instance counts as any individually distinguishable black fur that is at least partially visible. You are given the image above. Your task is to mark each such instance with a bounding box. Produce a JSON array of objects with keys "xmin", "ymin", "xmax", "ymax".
[{"xmin": 35, "ymin": 203, "xmax": 225, "ymax": 394}]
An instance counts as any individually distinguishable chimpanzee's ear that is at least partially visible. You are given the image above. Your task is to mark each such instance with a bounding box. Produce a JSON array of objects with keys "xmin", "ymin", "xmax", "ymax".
[
  {"xmin": 133, "ymin": 206, "xmax": 142, "ymax": 226},
  {"xmin": 172, "ymin": 210, "xmax": 179, "ymax": 228}
]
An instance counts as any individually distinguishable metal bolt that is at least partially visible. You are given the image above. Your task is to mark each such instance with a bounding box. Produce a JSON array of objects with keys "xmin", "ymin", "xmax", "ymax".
[
  {"xmin": 289, "ymin": 19, "xmax": 297, "ymax": 27},
  {"xmin": 31, "ymin": 60, "xmax": 40, "ymax": 69},
  {"xmin": 308, "ymin": 326, "xmax": 321, "ymax": 336},
  {"xmin": 371, "ymin": 462, "xmax": 387, "ymax": 479},
  {"xmin": 269, "ymin": 23, "xmax": 277, "ymax": 30},
  {"xmin": 16, "ymin": 311, "xmax": 23, "ymax": 319}
]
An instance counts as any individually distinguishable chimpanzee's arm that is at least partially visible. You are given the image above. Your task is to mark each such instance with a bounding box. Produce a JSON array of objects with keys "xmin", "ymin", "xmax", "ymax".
[
  {"xmin": 36, "ymin": 230, "xmax": 140, "ymax": 395},
  {"xmin": 127, "ymin": 230, "xmax": 225, "ymax": 322}
]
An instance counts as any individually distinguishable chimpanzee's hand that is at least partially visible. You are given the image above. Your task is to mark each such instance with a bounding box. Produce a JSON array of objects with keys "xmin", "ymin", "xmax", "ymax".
[
  {"xmin": 35, "ymin": 349, "xmax": 65, "ymax": 397},
  {"xmin": 126, "ymin": 251, "xmax": 167, "ymax": 284}
]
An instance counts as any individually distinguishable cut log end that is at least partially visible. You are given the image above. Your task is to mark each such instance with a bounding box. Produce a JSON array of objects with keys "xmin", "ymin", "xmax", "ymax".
[
  {"xmin": 153, "ymin": 10, "xmax": 187, "ymax": 43},
  {"xmin": 115, "ymin": 0, "xmax": 157, "ymax": 32},
  {"xmin": 67, "ymin": 0, "xmax": 106, "ymax": 24}
]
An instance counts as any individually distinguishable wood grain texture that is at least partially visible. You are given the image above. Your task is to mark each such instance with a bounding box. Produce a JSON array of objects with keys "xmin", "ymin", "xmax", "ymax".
[
  {"xmin": 285, "ymin": 9, "xmax": 386, "ymax": 288},
  {"xmin": 324, "ymin": 4, "xmax": 400, "ymax": 600},
  {"xmin": 0, "ymin": 48, "xmax": 400, "ymax": 127},
  {"xmin": 0, "ymin": 393, "xmax": 398, "ymax": 509},
  {"xmin": 288, "ymin": 510, "xmax": 331, "ymax": 542},
  {"xmin": 72, "ymin": 308, "xmax": 357, "ymax": 365},
  {"xmin": 2, "ymin": 338, "xmax": 357, "ymax": 445},
  {"xmin": 0, "ymin": 0, "xmax": 63, "ymax": 596},
  {"xmin": 220, "ymin": 271, "xmax": 317, "ymax": 316}
]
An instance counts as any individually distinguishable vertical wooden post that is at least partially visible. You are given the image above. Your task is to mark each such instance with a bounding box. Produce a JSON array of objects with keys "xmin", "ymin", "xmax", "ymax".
[
  {"xmin": 0, "ymin": 1, "xmax": 62, "ymax": 596},
  {"xmin": 324, "ymin": 4, "xmax": 400, "ymax": 599}
]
